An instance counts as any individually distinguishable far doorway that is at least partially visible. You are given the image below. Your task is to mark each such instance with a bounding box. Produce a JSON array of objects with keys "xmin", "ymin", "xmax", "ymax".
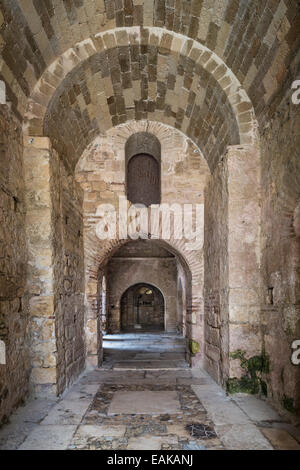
[{"xmin": 121, "ymin": 283, "xmax": 164, "ymax": 332}]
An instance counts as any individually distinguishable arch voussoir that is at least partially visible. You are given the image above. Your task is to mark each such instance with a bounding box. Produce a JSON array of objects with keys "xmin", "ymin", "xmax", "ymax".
[{"xmin": 24, "ymin": 27, "xmax": 257, "ymax": 173}]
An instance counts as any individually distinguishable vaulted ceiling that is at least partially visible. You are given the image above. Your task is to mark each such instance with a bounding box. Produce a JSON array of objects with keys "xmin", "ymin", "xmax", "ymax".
[
  {"xmin": 0, "ymin": 0, "xmax": 299, "ymax": 169},
  {"xmin": 43, "ymin": 38, "xmax": 240, "ymax": 172}
]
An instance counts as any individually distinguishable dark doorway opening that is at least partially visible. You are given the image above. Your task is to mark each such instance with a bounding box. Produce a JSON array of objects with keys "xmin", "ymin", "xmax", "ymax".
[
  {"xmin": 121, "ymin": 283, "xmax": 164, "ymax": 332},
  {"xmin": 126, "ymin": 153, "xmax": 161, "ymax": 206}
]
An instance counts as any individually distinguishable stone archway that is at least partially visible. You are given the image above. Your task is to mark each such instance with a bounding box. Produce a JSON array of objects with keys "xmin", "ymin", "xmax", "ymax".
[
  {"xmin": 93, "ymin": 237, "xmax": 193, "ymax": 368},
  {"xmin": 74, "ymin": 121, "xmax": 208, "ymax": 370},
  {"xmin": 21, "ymin": 25, "xmax": 260, "ymax": 388},
  {"xmin": 120, "ymin": 283, "xmax": 165, "ymax": 332}
]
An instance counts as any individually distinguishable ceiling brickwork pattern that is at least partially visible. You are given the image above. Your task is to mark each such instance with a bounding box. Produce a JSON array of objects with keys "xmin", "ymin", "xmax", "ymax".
[
  {"xmin": 43, "ymin": 38, "xmax": 240, "ymax": 172},
  {"xmin": 0, "ymin": 0, "xmax": 298, "ymax": 122}
]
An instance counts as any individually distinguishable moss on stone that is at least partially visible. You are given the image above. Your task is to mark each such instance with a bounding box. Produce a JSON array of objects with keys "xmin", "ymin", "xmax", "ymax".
[
  {"xmin": 227, "ymin": 349, "xmax": 270, "ymax": 396},
  {"xmin": 282, "ymin": 395, "xmax": 295, "ymax": 414},
  {"xmin": 248, "ymin": 353, "xmax": 270, "ymax": 376},
  {"xmin": 260, "ymin": 380, "xmax": 268, "ymax": 397},
  {"xmin": 226, "ymin": 376, "xmax": 260, "ymax": 394},
  {"xmin": 189, "ymin": 339, "xmax": 200, "ymax": 355},
  {"xmin": 229, "ymin": 349, "xmax": 248, "ymax": 369}
]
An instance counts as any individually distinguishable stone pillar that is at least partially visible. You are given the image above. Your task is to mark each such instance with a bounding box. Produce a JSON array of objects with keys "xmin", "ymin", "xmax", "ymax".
[
  {"xmin": 226, "ymin": 144, "xmax": 262, "ymax": 379},
  {"xmin": 85, "ymin": 278, "xmax": 99, "ymax": 367},
  {"xmin": 204, "ymin": 159, "xmax": 228, "ymax": 383},
  {"xmin": 24, "ymin": 137, "xmax": 57, "ymax": 394},
  {"xmin": 204, "ymin": 144, "xmax": 261, "ymax": 386},
  {"xmin": 189, "ymin": 287, "xmax": 204, "ymax": 367}
]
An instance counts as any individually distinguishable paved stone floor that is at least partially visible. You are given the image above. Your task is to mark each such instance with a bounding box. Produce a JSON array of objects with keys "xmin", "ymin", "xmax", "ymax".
[
  {"xmin": 0, "ymin": 333, "xmax": 299, "ymax": 450},
  {"xmin": 102, "ymin": 332, "xmax": 188, "ymax": 369}
]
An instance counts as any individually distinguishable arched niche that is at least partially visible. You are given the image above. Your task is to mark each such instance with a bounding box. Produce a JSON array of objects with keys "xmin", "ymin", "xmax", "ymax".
[{"xmin": 125, "ymin": 132, "xmax": 161, "ymax": 206}]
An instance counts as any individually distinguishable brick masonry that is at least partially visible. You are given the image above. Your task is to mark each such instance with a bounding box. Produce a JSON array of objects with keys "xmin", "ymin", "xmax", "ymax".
[
  {"xmin": 0, "ymin": 0, "xmax": 298, "ymax": 129},
  {"xmin": 75, "ymin": 121, "xmax": 208, "ymax": 367}
]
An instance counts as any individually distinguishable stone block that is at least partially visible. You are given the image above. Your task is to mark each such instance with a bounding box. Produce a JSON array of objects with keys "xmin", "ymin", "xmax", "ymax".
[{"xmin": 31, "ymin": 367, "xmax": 57, "ymax": 385}]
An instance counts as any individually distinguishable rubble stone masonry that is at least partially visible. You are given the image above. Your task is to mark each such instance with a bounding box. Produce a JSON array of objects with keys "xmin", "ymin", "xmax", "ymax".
[{"xmin": 0, "ymin": 106, "xmax": 29, "ymax": 425}]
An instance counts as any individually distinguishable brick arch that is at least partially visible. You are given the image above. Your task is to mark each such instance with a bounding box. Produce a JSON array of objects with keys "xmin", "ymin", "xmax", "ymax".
[
  {"xmin": 23, "ymin": 27, "xmax": 258, "ymax": 172},
  {"xmin": 1, "ymin": 2, "xmax": 298, "ymax": 127},
  {"xmin": 120, "ymin": 282, "xmax": 165, "ymax": 303},
  {"xmin": 87, "ymin": 236, "xmax": 197, "ymax": 285},
  {"xmin": 84, "ymin": 233, "xmax": 204, "ymax": 364},
  {"xmin": 76, "ymin": 118, "xmax": 210, "ymax": 175},
  {"xmin": 119, "ymin": 282, "xmax": 165, "ymax": 331}
]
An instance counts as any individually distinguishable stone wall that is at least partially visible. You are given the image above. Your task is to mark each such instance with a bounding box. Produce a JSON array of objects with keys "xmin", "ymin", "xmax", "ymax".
[
  {"xmin": 260, "ymin": 88, "xmax": 300, "ymax": 416},
  {"xmin": 226, "ymin": 145, "xmax": 262, "ymax": 390},
  {"xmin": 51, "ymin": 152, "xmax": 85, "ymax": 396},
  {"xmin": 204, "ymin": 144, "xmax": 261, "ymax": 388},
  {"xmin": 24, "ymin": 137, "xmax": 85, "ymax": 397},
  {"xmin": 24, "ymin": 136, "xmax": 56, "ymax": 394},
  {"xmin": 204, "ymin": 156, "xmax": 229, "ymax": 384},
  {"xmin": 0, "ymin": 106, "xmax": 29, "ymax": 424}
]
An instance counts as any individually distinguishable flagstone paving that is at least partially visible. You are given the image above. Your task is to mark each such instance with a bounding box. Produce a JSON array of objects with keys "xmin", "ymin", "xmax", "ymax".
[
  {"xmin": 0, "ymin": 334, "xmax": 299, "ymax": 451},
  {"xmin": 72, "ymin": 381, "xmax": 223, "ymax": 450}
]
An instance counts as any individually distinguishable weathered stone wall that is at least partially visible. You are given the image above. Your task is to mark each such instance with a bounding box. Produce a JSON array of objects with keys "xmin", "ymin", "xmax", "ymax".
[
  {"xmin": 24, "ymin": 137, "xmax": 85, "ymax": 397},
  {"xmin": 107, "ymin": 255, "xmax": 177, "ymax": 333},
  {"xmin": 24, "ymin": 136, "xmax": 55, "ymax": 394},
  {"xmin": 260, "ymin": 88, "xmax": 300, "ymax": 416},
  {"xmin": 50, "ymin": 151, "xmax": 85, "ymax": 396},
  {"xmin": 0, "ymin": 106, "xmax": 29, "ymax": 424},
  {"xmin": 176, "ymin": 261, "xmax": 187, "ymax": 336},
  {"xmin": 227, "ymin": 145, "xmax": 262, "ymax": 378},
  {"xmin": 204, "ymin": 144, "xmax": 261, "ymax": 387},
  {"xmin": 204, "ymin": 157, "xmax": 229, "ymax": 384}
]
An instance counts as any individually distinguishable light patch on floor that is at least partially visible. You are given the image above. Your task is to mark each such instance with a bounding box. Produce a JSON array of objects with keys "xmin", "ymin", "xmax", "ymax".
[
  {"xmin": 103, "ymin": 332, "xmax": 188, "ymax": 370},
  {"xmin": 108, "ymin": 391, "xmax": 181, "ymax": 415}
]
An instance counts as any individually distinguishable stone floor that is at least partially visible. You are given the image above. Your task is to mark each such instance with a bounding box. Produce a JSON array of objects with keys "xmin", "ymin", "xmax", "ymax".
[
  {"xmin": 102, "ymin": 332, "xmax": 188, "ymax": 369},
  {"xmin": 0, "ymin": 333, "xmax": 299, "ymax": 450}
]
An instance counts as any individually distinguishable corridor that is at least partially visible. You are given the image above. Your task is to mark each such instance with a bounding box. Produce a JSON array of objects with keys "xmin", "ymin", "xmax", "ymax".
[{"xmin": 0, "ymin": 0, "xmax": 299, "ymax": 450}]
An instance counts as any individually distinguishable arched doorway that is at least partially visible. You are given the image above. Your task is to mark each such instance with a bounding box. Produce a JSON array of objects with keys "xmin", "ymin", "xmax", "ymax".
[
  {"xmin": 102, "ymin": 239, "xmax": 190, "ymax": 368},
  {"xmin": 121, "ymin": 283, "xmax": 164, "ymax": 332}
]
